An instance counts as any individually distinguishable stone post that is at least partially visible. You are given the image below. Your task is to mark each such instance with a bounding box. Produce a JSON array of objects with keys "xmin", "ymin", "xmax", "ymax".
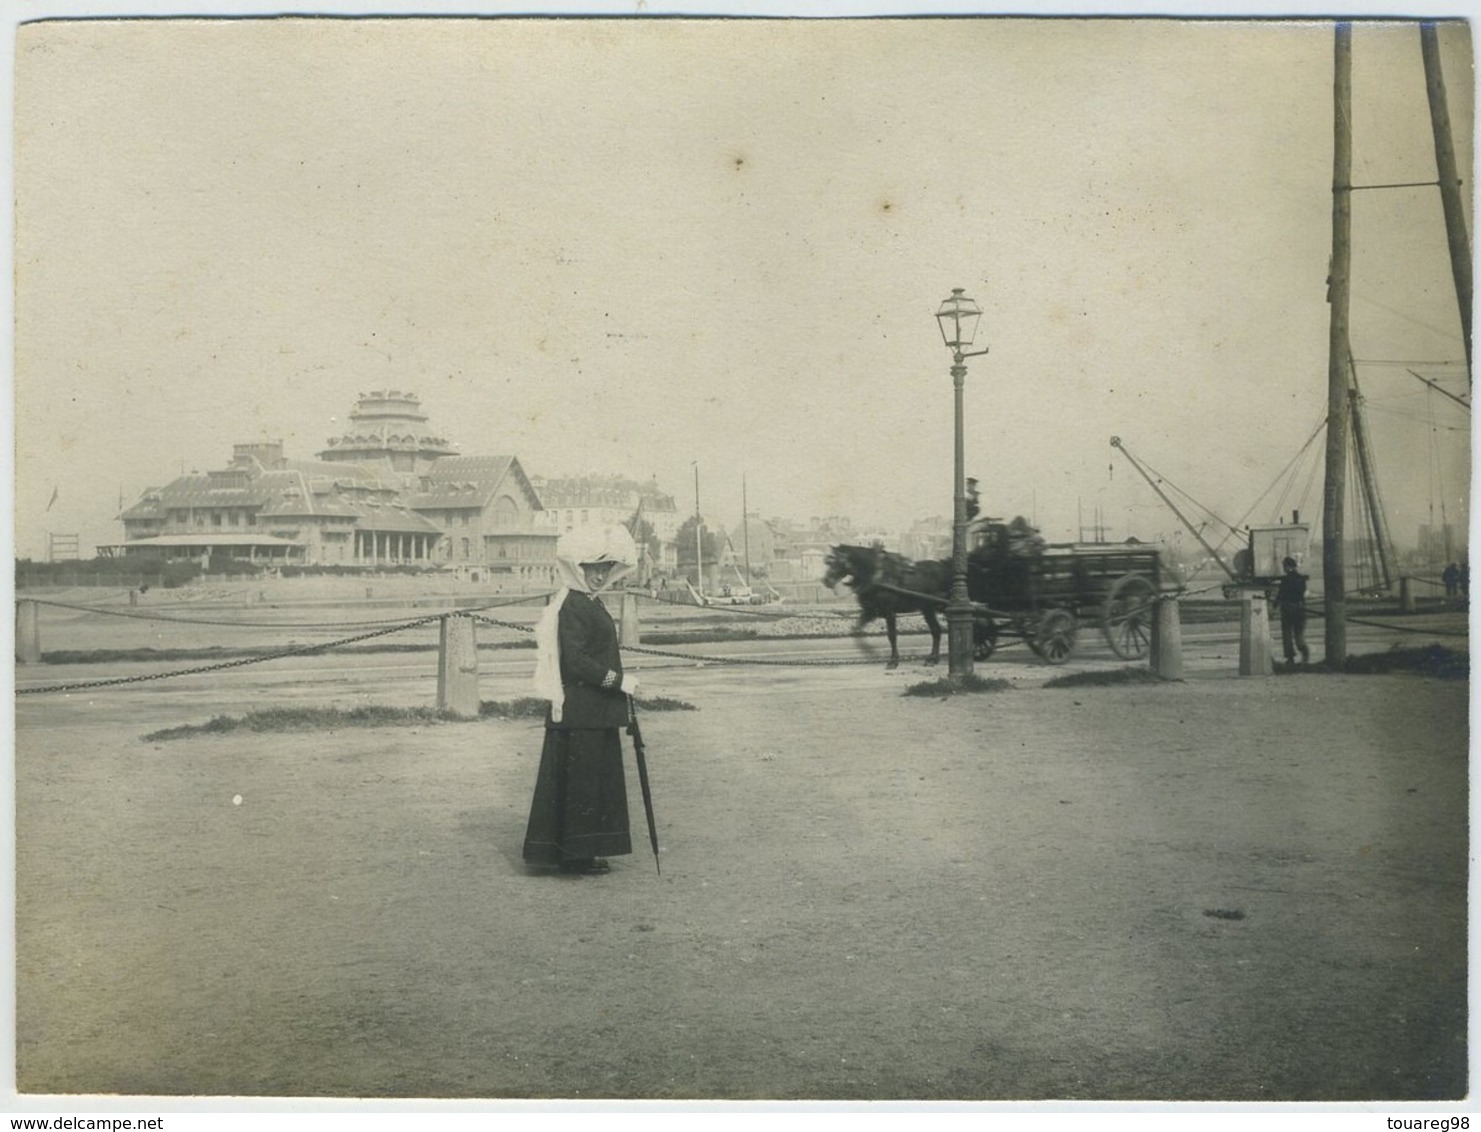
[
  {"xmin": 436, "ymin": 613, "xmax": 480, "ymax": 718},
  {"xmin": 1150, "ymin": 596, "xmax": 1183, "ymax": 680},
  {"xmin": 1239, "ymin": 590, "xmax": 1274, "ymax": 676},
  {"xmin": 1400, "ymin": 576, "xmax": 1416, "ymax": 614},
  {"xmin": 15, "ymin": 600, "xmax": 41, "ymax": 665},
  {"xmin": 616, "ymin": 590, "xmax": 641, "ymax": 648}
]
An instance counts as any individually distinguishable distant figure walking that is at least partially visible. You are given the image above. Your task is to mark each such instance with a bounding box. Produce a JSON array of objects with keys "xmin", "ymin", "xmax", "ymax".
[
  {"xmin": 1274, "ymin": 556, "xmax": 1311, "ymax": 669},
  {"xmin": 1443, "ymin": 562, "xmax": 1460, "ymax": 599}
]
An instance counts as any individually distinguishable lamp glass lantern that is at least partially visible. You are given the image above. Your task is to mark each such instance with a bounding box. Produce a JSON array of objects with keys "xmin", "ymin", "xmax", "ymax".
[{"xmin": 936, "ymin": 288, "xmax": 983, "ymax": 353}]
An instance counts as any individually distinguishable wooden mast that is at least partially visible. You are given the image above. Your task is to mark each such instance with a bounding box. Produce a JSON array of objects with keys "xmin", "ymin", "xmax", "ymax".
[
  {"xmin": 1347, "ymin": 354, "xmax": 1397, "ymax": 592},
  {"xmin": 1323, "ymin": 21, "xmax": 1353, "ymax": 663},
  {"xmin": 1419, "ymin": 21, "xmax": 1473, "ymax": 387},
  {"xmin": 742, "ymin": 474, "xmax": 752, "ymax": 587}
]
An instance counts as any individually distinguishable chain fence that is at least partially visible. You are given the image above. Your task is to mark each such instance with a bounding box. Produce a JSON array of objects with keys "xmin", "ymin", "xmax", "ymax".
[
  {"xmin": 14, "ymin": 614, "xmax": 449, "ymax": 696},
  {"xmin": 15, "ymin": 579, "xmax": 1467, "ymax": 697},
  {"xmin": 24, "ymin": 592, "xmax": 554, "ymax": 630},
  {"xmin": 14, "ymin": 589, "xmax": 903, "ymax": 696}
]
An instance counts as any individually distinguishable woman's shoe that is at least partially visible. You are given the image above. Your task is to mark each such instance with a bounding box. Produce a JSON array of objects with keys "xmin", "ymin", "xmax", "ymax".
[{"xmin": 558, "ymin": 858, "xmax": 611, "ymax": 875}]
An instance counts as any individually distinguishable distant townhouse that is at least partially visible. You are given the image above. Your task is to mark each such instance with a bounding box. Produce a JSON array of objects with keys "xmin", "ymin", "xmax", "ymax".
[{"xmin": 529, "ymin": 474, "xmax": 681, "ymax": 574}]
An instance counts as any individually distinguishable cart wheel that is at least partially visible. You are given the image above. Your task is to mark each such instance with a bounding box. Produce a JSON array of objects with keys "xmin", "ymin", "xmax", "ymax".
[
  {"xmin": 973, "ymin": 615, "xmax": 998, "ymax": 660},
  {"xmin": 1031, "ymin": 609, "xmax": 1078, "ymax": 665},
  {"xmin": 1103, "ymin": 574, "xmax": 1157, "ymax": 660}
]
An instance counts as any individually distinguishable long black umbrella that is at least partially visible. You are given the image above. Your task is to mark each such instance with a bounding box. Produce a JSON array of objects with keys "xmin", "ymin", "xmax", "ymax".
[{"xmin": 627, "ymin": 695, "xmax": 661, "ymax": 875}]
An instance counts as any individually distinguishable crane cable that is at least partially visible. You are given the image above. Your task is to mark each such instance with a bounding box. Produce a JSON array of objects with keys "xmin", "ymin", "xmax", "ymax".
[
  {"xmin": 1121, "ymin": 452, "xmax": 1243, "ymax": 543},
  {"xmin": 1263, "ymin": 418, "xmax": 1328, "ymax": 530},
  {"xmin": 1128, "ymin": 420, "xmax": 1325, "ymax": 551}
]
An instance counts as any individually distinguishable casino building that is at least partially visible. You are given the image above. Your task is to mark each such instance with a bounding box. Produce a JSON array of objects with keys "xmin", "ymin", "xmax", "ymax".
[{"xmin": 106, "ymin": 391, "xmax": 673, "ymax": 579}]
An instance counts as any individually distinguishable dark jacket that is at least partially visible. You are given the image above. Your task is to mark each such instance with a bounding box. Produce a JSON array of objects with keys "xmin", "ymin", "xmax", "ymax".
[
  {"xmin": 549, "ymin": 591, "xmax": 628, "ymax": 729},
  {"xmin": 1275, "ymin": 570, "xmax": 1307, "ymax": 613}
]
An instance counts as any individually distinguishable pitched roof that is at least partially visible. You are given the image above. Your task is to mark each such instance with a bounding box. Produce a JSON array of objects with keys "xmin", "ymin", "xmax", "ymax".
[
  {"xmin": 122, "ymin": 474, "xmax": 279, "ymax": 514},
  {"xmin": 353, "ymin": 502, "xmax": 443, "ymax": 534},
  {"xmin": 424, "ymin": 455, "xmax": 515, "ymax": 482},
  {"xmin": 401, "ymin": 483, "xmax": 490, "ymax": 509},
  {"xmin": 410, "ymin": 455, "xmax": 548, "ymax": 513}
]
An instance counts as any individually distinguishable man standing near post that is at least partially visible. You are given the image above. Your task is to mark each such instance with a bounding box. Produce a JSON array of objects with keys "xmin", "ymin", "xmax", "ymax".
[
  {"xmin": 1274, "ymin": 555, "xmax": 1312, "ymax": 670},
  {"xmin": 524, "ymin": 524, "xmax": 639, "ymax": 876}
]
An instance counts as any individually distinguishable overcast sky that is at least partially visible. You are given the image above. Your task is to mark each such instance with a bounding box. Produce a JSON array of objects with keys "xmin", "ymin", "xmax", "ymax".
[{"xmin": 11, "ymin": 13, "xmax": 1473, "ymax": 559}]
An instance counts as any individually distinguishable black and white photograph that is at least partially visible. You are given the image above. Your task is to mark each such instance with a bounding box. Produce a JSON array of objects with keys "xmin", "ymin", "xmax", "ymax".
[{"xmin": 7, "ymin": 3, "xmax": 1474, "ymax": 1116}]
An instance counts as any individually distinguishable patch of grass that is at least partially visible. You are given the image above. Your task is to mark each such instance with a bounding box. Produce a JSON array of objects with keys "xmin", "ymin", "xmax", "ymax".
[
  {"xmin": 478, "ymin": 695, "xmax": 697, "ymax": 719},
  {"xmin": 143, "ymin": 704, "xmax": 451, "ymax": 741},
  {"xmin": 1042, "ymin": 667, "xmax": 1167, "ymax": 689},
  {"xmin": 1338, "ymin": 644, "xmax": 1468, "ymax": 680},
  {"xmin": 902, "ymin": 673, "xmax": 1013, "ymax": 697},
  {"xmin": 478, "ymin": 697, "xmax": 551, "ymax": 720},
  {"xmin": 144, "ymin": 695, "xmax": 699, "ymax": 741},
  {"xmin": 632, "ymin": 696, "xmax": 698, "ymax": 712}
]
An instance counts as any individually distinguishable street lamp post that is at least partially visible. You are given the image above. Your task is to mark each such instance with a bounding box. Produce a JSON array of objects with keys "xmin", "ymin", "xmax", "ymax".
[{"xmin": 936, "ymin": 288, "xmax": 989, "ymax": 681}]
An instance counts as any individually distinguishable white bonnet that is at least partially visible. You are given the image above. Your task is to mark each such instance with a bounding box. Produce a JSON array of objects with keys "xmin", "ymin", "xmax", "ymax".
[{"xmin": 557, "ymin": 522, "xmax": 638, "ymax": 567}]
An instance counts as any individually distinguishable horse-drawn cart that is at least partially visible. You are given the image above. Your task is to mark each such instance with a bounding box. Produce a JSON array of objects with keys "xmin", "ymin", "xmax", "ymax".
[
  {"xmin": 966, "ymin": 521, "xmax": 1178, "ymax": 664},
  {"xmin": 823, "ymin": 518, "xmax": 1182, "ymax": 669}
]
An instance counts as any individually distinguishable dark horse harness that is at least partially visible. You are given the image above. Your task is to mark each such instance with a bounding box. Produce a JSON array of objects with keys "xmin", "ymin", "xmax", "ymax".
[{"xmin": 824, "ymin": 544, "xmax": 950, "ymax": 669}]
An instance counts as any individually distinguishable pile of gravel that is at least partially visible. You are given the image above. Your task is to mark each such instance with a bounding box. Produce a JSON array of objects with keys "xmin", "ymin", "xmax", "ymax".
[{"xmin": 752, "ymin": 613, "xmax": 933, "ymax": 639}]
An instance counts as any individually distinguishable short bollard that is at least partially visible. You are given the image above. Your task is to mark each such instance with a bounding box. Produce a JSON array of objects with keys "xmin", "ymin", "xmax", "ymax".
[
  {"xmin": 1150, "ymin": 597, "xmax": 1183, "ymax": 680},
  {"xmin": 15, "ymin": 600, "xmax": 41, "ymax": 665},
  {"xmin": 616, "ymin": 590, "xmax": 642, "ymax": 648},
  {"xmin": 1400, "ymin": 576, "xmax": 1416, "ymax": 614},
  {"xmin": 436, "ymin": 613, "xmax": 480, "ymax": 718},
  {"xmin": 1238, "ymin": 590, "xmax": 1274, "ymax": 677}
]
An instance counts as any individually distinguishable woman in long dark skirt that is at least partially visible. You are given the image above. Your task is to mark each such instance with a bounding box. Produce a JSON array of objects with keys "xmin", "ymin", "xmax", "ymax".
[{"xmin": 523, "ymin": 525, "xmax": 639, "ymax": 876}]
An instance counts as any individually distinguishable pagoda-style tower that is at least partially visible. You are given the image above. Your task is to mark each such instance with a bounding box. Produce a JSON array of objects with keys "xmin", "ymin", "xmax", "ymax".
[{"xmin": 317, "ymin": 390, "xmax": 457, "ymax": 474}]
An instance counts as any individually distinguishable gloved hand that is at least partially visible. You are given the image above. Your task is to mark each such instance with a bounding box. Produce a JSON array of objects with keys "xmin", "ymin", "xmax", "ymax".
[{"xmin": 620, "ymin": 674, "xmax": 640, "ymax": 696}]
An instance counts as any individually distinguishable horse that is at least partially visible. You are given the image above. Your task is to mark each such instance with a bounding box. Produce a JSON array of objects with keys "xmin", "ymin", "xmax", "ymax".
[{"xmin": 822, "ymin": 544, "xmax": 951, "ymax": 669}]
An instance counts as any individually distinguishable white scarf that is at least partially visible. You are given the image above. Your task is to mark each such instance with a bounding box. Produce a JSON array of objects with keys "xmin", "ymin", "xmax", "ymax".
[{"xmin": 532, "ymin": 588, "xmax": 572, "ymax": 721}]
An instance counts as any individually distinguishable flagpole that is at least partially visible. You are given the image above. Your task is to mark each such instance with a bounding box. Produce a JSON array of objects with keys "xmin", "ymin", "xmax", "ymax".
[{"xmin": 692, "ymin": 462, "xmax": 703, "ymax": 599}]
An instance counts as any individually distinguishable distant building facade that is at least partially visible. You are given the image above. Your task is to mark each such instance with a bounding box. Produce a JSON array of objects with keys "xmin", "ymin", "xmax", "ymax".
[
  {"xmin": 530, "ymin": 474, "xmax": 681, "ymax": 575},
  {"xmin": 107, "ymin": 391, "xmax": 591, "ymax": 579},
  {"xmin": 899, "ymin": 516, "xmax": 951, "ymax": 561}
]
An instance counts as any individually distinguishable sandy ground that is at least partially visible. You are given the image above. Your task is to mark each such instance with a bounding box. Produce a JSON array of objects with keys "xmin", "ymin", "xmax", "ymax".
[{"xmin": 13, "ymin": 653, "xmax": 1469, "ymax": 1101}]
